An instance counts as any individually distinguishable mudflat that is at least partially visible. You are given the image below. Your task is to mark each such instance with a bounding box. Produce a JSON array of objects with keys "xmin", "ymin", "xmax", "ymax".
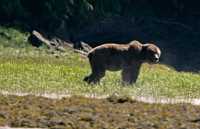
[{"xmin": 0, "ymin": 95, "xmax": 200, "ymax": 129}]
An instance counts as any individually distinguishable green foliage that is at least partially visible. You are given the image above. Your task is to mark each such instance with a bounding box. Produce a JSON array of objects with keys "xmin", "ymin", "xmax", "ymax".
[{"xmin": 0, "ymin": 26, "xmax": 30, "ymax": 48}]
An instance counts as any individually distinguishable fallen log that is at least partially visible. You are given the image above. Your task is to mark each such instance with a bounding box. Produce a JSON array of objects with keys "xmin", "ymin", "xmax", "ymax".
[
  {"xmin": 32, "ymin": 30, "xmax": 53, "ymax": 49},
  {"xmin": 30, "ymin": 30, "xmax": 92, "ymax": 56}
]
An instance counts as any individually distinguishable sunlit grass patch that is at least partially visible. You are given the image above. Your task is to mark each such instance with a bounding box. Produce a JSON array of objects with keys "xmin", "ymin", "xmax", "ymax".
[
  {"xmin": 135, "ymin": 64, "xmax": 200, "ymax": 98},
  {"xmin": 0, "ymin": 48, "xmax": 199, "ymax": 99}
]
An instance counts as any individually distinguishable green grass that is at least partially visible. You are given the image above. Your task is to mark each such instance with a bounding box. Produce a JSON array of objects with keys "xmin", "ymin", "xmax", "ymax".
[{"xmin": 0, "ymin": 26, "xmax": 200, "ymax": 99}]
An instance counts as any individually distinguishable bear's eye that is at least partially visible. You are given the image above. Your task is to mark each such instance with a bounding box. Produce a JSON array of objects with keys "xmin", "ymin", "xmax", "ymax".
[{"xmin": 150, "ymin": 52, "xmax": 156, "ymax": 57}]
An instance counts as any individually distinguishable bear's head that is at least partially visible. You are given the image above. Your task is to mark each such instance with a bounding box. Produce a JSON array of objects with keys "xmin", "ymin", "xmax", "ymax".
[{"xmin": 141, "ymin": 43, "xmax": 161, "ymax": 63}]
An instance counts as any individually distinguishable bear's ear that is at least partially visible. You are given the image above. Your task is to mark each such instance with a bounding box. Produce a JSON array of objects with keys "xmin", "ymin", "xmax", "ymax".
[{"xmin": 143, "ymin": 43, "xmax": 161, "ymax": 55}]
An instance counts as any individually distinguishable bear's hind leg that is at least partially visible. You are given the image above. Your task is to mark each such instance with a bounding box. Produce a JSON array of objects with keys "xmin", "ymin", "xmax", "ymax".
[{"xmin": 84, "ymin": 70, "xmax": 105, "ymax": 84}]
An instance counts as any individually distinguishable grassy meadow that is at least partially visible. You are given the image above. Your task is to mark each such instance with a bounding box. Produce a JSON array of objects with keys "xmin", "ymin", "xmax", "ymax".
[{"xmin": 0, "ymin": 26, "xmax": 200, "ymax": 99}]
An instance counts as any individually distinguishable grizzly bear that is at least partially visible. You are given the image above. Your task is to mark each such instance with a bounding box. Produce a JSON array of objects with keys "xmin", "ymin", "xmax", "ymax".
[{"xmin": 84, "ymin": 40, "xmax": 161, "ymax": 84}]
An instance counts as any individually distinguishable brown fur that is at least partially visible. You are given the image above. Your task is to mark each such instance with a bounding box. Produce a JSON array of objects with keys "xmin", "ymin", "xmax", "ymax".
[{"xmin": 84, "ymin": 40, "xmax": 161, "ymax": 84}]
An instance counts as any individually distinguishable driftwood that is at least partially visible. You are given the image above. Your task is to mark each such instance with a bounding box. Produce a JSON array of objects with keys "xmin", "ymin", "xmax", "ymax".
[
  {"xmin": 32, "ymin": 30, "xmax": 73, "ymax": 52},
  {"xmin": 32, "ymin": 30, "xmax": 52, "ymax": 48},
  {"xmin": 74, "ymin": 49, "xmax": 88, "ymax": 57},
  {"xmin": 31, "ymin": 30, "xmax": 92, "ymax": 56},
  {"xmin": 80, "ymin": 41, "xmax": 93, "ymax": 52},
  {"xmin": 73, "ymin": 41, "xmax": 93, "ymax": 57}
]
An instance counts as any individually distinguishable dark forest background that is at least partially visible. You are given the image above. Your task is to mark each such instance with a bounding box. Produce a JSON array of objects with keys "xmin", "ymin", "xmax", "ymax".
[{"xmin": 0, "ymin": 0, "xmax": 200, "ymax": 72}]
